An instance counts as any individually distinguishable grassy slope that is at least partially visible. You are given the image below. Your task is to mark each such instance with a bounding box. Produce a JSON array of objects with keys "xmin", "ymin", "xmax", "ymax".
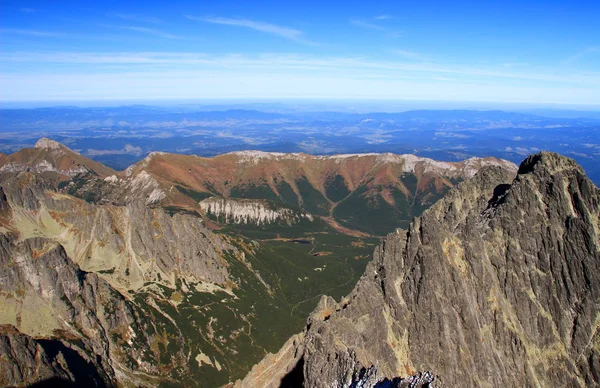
[{"xmin": 133, "ymin": 221, "xmax": 376, "ymax": 387}]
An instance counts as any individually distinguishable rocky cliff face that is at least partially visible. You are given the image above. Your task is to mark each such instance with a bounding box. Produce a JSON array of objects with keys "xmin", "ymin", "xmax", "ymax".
[
  {"xmin": 0, "ymin": 173, "xmax": 231, "ymax": 292},
  {"xmin": 199, "ymin": 197, "xmax": 314, "ymax": 225},
  {"xmin": 0, "ymin": 235, "xmax": 175, "ymax": 387},
  {"xmin": 239, "ymin": 152, "xmax": 600, "ymax": 387}
]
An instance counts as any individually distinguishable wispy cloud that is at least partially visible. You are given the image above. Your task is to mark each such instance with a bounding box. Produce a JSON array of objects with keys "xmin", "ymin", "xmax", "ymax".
[
  {"xmin": 350, "ymin": 18, "xmax": 401, "ymax": 38},
  {"xmin": 187, "ymin": 15, "xmax": 312, "ymax": 43},
  {"xmin": 0, "ymin": 28, "xmax": 64, "ymax": 37},
  {"xmin": 351, "ymin": 20, "xmax": 386, "ymax": 32},
  {"xmin": 390, "ymin": 49, "xmax": 422, "ymax": 59},
  {"xmin": 4, "ymin": 52, "xmax": 600, "ymax": 87},
  {"xmin": 113, "ymin": 13, "xmax": 161, "ymax": 24},
  {"xmin": 374, "ymin": 15, "xmax": 394, "ymax": 20},
  {"xmin": 501, "ymin": 62, "xmax": 529, "ymax": 68},
  {"xmin": 565, "ymin": 46, "xmax": 599, "ymax": 63},
  {"xmin": 119, "ymin": 26, "xmax": 181, "ymax": 39},
  {"xmin": 20, "ymin": 8, "xmax": 38, "ymax": 13}
]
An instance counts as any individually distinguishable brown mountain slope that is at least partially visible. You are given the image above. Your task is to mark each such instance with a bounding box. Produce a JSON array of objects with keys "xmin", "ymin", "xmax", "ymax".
[
  {"xmin": 238, "ymin": 152, "xmax": 600, "ymax": 387},
  {"xmin": 0, "ymin": 138, "xmax": 116, "ymax": 180},
  {"xmin": 129, "ymin": 151, "xmax": 516, "ymax": 205},
  {"xmin": 108, "ymin": 150, "xmax": 517, "ymax": 235}
]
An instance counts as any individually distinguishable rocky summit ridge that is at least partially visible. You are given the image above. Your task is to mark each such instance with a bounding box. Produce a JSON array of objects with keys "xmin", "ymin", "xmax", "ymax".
[{"xmin": 239, "ymin": 151, "xmax": 600, "ymax": 387}]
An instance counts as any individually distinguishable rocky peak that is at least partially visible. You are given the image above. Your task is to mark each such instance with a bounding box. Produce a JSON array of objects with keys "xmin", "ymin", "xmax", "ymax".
[
  {"xmin": 34, "ymin": 138, "xmax": 71, "ymax": 152},
  {"xmin": 517, "ymin": 151, "xmax": 583, "ymax": 176}
]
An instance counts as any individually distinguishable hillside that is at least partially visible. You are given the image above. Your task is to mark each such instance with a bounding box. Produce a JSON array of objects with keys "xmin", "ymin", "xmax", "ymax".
[{"xmin": 51, "ymin": 149, "xmax": 516, "ymax": 236}]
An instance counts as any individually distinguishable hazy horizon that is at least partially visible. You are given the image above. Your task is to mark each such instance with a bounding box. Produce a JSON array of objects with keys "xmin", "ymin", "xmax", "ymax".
[{"xmin": 2, "ymin": 98, "xmax": 600, "ymax": 113}]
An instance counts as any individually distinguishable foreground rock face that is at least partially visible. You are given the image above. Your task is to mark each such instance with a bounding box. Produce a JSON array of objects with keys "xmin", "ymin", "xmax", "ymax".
[
  {"xmin": 0, "ymin": 236, "xmax": 161, "ymax": 386},
  {"xmin": 240, "ymin": 152, "xmax": 600, "ymax": 387}
]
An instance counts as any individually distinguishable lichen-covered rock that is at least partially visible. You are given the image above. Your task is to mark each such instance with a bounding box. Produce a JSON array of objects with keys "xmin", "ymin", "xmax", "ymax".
[{"xmin": 241, "ymin": 152, "xmax": 600, "ymax": 387}]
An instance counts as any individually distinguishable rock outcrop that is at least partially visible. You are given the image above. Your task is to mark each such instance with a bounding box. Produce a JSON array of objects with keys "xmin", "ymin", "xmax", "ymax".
[
  {"xmin": 199, "ymin": 197, "xmax": 314, "ymax": 225},
  {"xmin": 239, "ymin": 152, "xmax": 600, "ymax": 387}
]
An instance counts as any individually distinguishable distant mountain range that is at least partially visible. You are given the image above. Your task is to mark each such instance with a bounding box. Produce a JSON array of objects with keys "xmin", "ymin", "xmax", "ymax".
[{"xmin": 1, "ymin": 107, "xmax": 598, "ymax": 187}]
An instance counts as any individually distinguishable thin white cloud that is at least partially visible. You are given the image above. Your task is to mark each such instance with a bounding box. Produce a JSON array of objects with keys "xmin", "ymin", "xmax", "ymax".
[
  {"xmin": 565, "ymin": 46, "xmax": 599, "ymax": 63},
  {"xmin": 20, "ymin": 8, "xmax": 38, "ymax": 13},
  {"xmin": 187, "ymin": 15, "xmax": 311, "ymax": 43},
  {"xmin": 390, "ymin": 49, "xmax": 422, "ymax": 59},
  {"xmin": 4, "ymin": 69, "xmax": 599, "ymax": 104},
  {"xmin": 351, "ymin": 19, "xmax": 386, "ymax": 31},
  {"xmin": 501, "ymin": 62, "xmax": 530, "ymax": 68},
  {"xmin": 120, "ymin": 26, "xmax": 181, "ymax": 39},
  {"xmin": 0, "ymin": 28, "xmax": 65, "ymax": 37},
  {"xmin": 3, "ymin": 52, "xmax": 600, "ymax": 87},
  {"xmin": 374, "ymin": 15, "xmax": 393, "ymax": 20},
  {"xmin": 350, "ymin": 19, "xmax": 401, "ymax": 38}
]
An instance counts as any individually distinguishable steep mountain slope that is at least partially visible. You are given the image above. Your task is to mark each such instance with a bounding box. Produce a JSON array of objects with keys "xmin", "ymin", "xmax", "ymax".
[
  {"xmin": 0, "ymin": 235, "xmax": 175, "ymax": 387},
  {"xmin": 239, "ymin": 152, "xmax": 600, "ymax": 387},
  {"xmin": 74, "ymin": 150, "xmax": 516, "ymax": 236},
  {"xmin": 0, "ymin": 138, "xmax": 115, "ymax": 180}
]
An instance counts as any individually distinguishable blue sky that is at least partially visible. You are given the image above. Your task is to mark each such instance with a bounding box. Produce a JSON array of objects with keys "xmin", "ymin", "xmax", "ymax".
[{"xmin": 1, "ymin": 0, "xmax": 599, "ymax": 104}]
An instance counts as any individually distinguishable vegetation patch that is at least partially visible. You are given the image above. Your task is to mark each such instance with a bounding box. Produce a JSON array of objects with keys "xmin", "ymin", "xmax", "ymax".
[
  {"xmin": 325, "ymin": 174, "xmax": 351, "ymax": 202},
  {"xmin": 230, "ymin": 180, "xmax": 280, "ymax": 203},
  {"xmin": 275, "ymin": 179, "xmax": 300, "ymax": 208},
  {"xmin": 175, "ymin": 185, "xmax": 213, "ymax": 202},
  {"xmin": 295, "ymin": 177, "xmax": 330, "ymax": 216}
]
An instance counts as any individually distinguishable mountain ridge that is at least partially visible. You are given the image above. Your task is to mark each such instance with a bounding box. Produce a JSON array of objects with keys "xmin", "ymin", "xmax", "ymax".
[{"xmin": 0, "ymin": 139, "xmax": 518, "ymax": 236}]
